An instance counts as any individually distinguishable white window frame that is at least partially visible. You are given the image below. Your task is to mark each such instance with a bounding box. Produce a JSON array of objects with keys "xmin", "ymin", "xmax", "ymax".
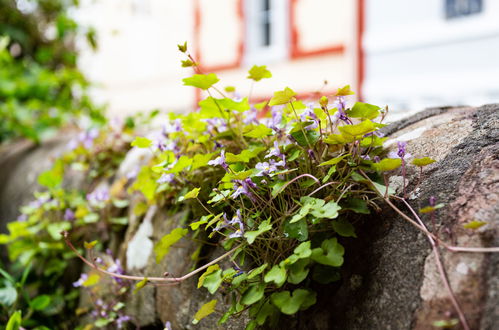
[{"xmin": 244, "ymin": 0, "xmax": 289, "ymax": 65}]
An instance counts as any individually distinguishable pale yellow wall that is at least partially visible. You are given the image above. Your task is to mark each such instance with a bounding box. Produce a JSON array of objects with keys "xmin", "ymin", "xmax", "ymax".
[{"xmin": 77, "ymin": 0, "xmax": 358, "ymax": 116}]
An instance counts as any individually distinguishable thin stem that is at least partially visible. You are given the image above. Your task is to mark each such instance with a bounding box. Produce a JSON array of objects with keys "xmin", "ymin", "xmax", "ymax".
[
  {"xmin": 398, "ymin": 198, "xmax": 470, "ymax": 330},
  {"xmin": 62, "ymin": 231, "xmax": 242, "ymax": 283}
]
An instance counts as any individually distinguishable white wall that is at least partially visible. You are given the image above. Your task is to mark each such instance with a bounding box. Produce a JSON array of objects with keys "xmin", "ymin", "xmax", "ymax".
[
  {"xmin": 76, "ymin": 0, "xmax": 358, "ymax": 117},
  {"xmin": 364, "ymin": 0, "xmax": 499, "ymax": 120}
]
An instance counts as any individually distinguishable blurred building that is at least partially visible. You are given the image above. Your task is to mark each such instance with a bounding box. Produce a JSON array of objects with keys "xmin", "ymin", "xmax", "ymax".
[
  {"xmin": 77, "ymin": 0, "xmax": 499, "ymax": 119},
  {"xmin": 77, "ymin": 0, "xmax": 361, "ymax": 117},
  {"xmin": 364, "ymin": 0, "xmax": 499, "ymax": 119}
]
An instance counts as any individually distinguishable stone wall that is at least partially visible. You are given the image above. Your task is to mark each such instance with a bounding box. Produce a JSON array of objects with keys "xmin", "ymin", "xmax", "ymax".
[{"xmin": 0, "ymin": 105, "xmax": 497, "ymax": 329}]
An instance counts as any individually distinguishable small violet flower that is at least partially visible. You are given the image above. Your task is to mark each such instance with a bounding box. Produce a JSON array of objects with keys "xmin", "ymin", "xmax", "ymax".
[
  {"xmin": 157, "ymin": 173, "xmax": 175, "ymax": 184},
  {"xmin": 255, "ymin": 159, "xmax": 285, "ymax": 177},
  {"xmin": 64, "ymin": 208, "xmax": 75, "ymax": 221},
  {"xmin": 300, "ymin": 105, "xmax": 319, "ymax": 130},
  {"xmin": 231, "ymin": 178, "xmax": 257, "ymax": 200},
  {"xmin": 116, "ymin": 315, "xmax": 132, "ymax": 329},
  {"xmin": 208, "ymin": 150, "xmax": 229, "ymax": 171},
  {"xmin": 265, "ymin": 141, "xmax": 285, "ymax": 160},
  {"xmin": 242, "ymin": 108, "xmax": 259, "ymax": 125},
  {"xmin": 269, "ymin": 105, "xmax": 283, "ymax": 131},
  {"xmin": 162, "ymin": 119, "xmax": 182, "ymax": 135},
  {"xmin": 388, "ymin": 141, "xmax": 412, "ymax": 161},
  {"xmin": 164, "ymin": 321, "xmax": 172, "ymax": 330},
  {"xmin": 228, "ymin": 210, "xmax": 245, "ymax": 238},
  {"xmin": 73, "ymin": 273, "xmax": 88, "ymax": 287},
  {"xmin": 87, "ymin": 187, "xmax": 110, "ymax": 207}
]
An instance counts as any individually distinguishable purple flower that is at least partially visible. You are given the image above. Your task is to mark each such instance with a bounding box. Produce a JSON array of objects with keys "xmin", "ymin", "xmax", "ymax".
[
  {"xmin": 116, "ymin": 315, "xmax": 132, "ymax": 329},
  {"xmin": 164, "ymin": 321, "xmax": 172, "ymax": 330},
  {"xmin": 265, "ymin": 141, "xmax": 285, "ymax": 160},
  {"xmin": 269, "ymin": 106, "xmax": 283, "ymax": 131},
  {"xmin": 208, "ymin": 150, "xmax": 229, "ymax": 171},
  {"xmin": 17, "ymin": 214, "xmax": 28, "ymax": 222},
  {"xmin": 87, "ymin": 187, "xmax": 110, "ymax": 207},
  {"xmin": 388, "ymin": 141, "xmax": 412, "ymax": 161},
  {"xmin": 360, "ymin": 155, "xmax": 371, "ymax": 160},
  {"xmin": 162, "ymin": 119, "xmax": 182, "ymax": 135},
  {"xmin": 73, "ymin": 273, "xmax": 88, "ymax": 287},
  {"xmin": 204, "ymin": 118, "xmax": 227, "ymax": 133},
  {"xmin": 300, "ymin": 106, "xmax": 319, "ymax": 130},
  {"xmin": 429, "ymin": 196, "xmax": 436, "ymax": 207},
  {"xmin": 231, "ymin": 178, "xmax": 257, "ymax": 200},
  {"xmin": 64, "ymin": 208, "xmax": 75, "ymax": 221},
  {"xmin": 157, "ymin": 173, "xmax": 175, "ymax": 184},
  {"xmin": 243, "ymin": 108, "xmax": 259, "ymax": 125},
  {"xmin": 107, "ymin": 259, "xmax": 125, "ymax": 285},
  {"xmin": 228, "ymin": 210, "xmax": 245, "ymax": 238},
  {"xmin": 255, "ymin": 159, "xmax": 285, "ymax": 177},
  {"xmin": 332, "ymin": 96, "xmax": 352, "ymax": 124}
]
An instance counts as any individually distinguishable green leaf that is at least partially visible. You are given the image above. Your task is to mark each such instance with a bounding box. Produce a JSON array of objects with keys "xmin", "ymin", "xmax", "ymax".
[
  {"xmin": 340, "ymin": 198, "xmax": 370, "ymax": 214},
  {"xmin": 47, "ymin": 222, "xmax": 71, "ymax": 240},
  {"xmin": 319, "ymin": 154, "xmax": 350, "ymax": 166},
  {"xmin": 290, "ymin": 128, "xmax": 320, "ymax": 147},
  {"xmin": 463, "ymin": 220, "xmax": 487, "ymax": 230},
  {"xmin": 347, "ymin": 102, "xmax": 380, "ymax": 120},
  {"xmin": 247, "ymin": 263, "xmax": 268, "ymax": 279},
  {"xmin": 183, "ymin": 73, "xmax": 219, "ymax": 90},
  {"xmin": 419, "ymin": 203, "xmax": 445, "ymax": 214},
  {"xmin": 192, "ymin": 153, "xmax": 216, "ymax": 170},
  {"xmin": 165, "ymin": 155, "xmax": 193, "ymax": 174},
  {"xmin": 198, "ymin": 264, "xmax": 220, "ymax": 288},
  {"xmin": 255, "ymin": 301, "xmax": 278, "ymax": 325},
  {"xmin": 288, "ymin": 259, "xmax": 310, "ymax": 284},
  {"xmin": 311, "ymin": 238, "xmax": 344, "ymax": 267},
  {"xmin": 30, "ymin": 295, "xmax": 51, "ymax": 311},
  {"xmin": 154, "ymin": 228, "xmax": 188, "ymax": 263},
  {"xmin": 338, "ymin": 119, "xmax": 376, "ymax": 138},
  {"xmin": 247, "ymin": 65, "xmax": 272, "ymax": 81},
  {"xmin": 371, "ymin": 181, "xmax": 396, "ymax": 196},
  {"xmin": 82, "ymin": 274, "xmax": 100, "ymax": 287},
  {"xmin": 322, "ymin": 165, "xmax": 337, "ymax": 183},
  {"xmin": 264, "ymin": 265, "xmax": 287, "ymax": 287},
  {"xmin": 134, "ymin": 277, "xmax": 148, "ymax": 294},
  {"xmin": 310, "ymin": 201, "xmax": 341, "ymax": 219},
  {"xmin": 177, "ymin": 41, "xmax": 187, "ymax": 52},
  {"xmin": 241, "ymin": 283, "xmax": 266, "ymax": 305},
  {"xmin": 131, "ymin": 166, "xmax": 158, "ymax": 201},
  {"xmin": 372, "ymin": 158, "xmax": 402, "ymax": 172},
  {"xmin": 225, "ymin": 146, "xmax": 266, "ymax": 163},
  {"xmin": 178, "ymin": 187, "xmax": 200, "ymax": 202},
  {"xmin": 244, "ymin": 219, "xmax": 272, "ymax": 244},
  {"xmin": 6, "ymin": 310, "xmax": 22, "ymax": 330},
  {"xmin": 332, "ymin": 219, "xmax": 357, "ymax": 237},
  {"xmin": 324, "ymin": 133, "xmax": 354, "ymax": 145},
  {"xmin": 38, "ymin": 159, "xmax": 64, "ymax": 189},
  {"xmin": 270, "ymin": 289, "xmax": 317, "ymax": 315},
  {"xmin": 336, "ymin": 85, "xmax": 355, "ymax": 96},
  {"xmin": 312, "ymin": 265, "xmax": 341, "ymax": 284},
  {"xmin": 202, "ymin": 269, "xmax": 223, "ymax": 294},
  {"xmin": 84, "ymin": 240, "xmax": 98, "ymax": 250},
  {"xmin": 432, "ymin": 319, "xmax": 459, "ymax": 328},
  {"xmin": 190, "ymin": 215, "xmax": 211, "ymax": 230},
  {"xmin": 271, "ymin": 180, "xmax": 287, "ymax": 198},
  {"xmin": 293, "ymin": 241, "xmax": 312, "ymax": 259},
  {"xmin": 412, "ymin": 157, "xmax": 436, "ymax": 167},
  {"xmin": 283, "ymin": 219, "xmax": 309, "ymax": 241},
  {"xmin": 130, "ymin": 136, "xmax": 152, "ymax": 148},
  {"xmin": 193, "ymin": 300, "xmax": 217, "ymax": 324},
  {"xmin": 0, "ymin": 284, "xmax": 17, "ymax": 306},
  {"xmin": 243, "ymin": 124, "xmax": 273, "ymax": 138},
  {"xmin": 269, "ymin": 87, "xmax": 296, "ymax": 106}
]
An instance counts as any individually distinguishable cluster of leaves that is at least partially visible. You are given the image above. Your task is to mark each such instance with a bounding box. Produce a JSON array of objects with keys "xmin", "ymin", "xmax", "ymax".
[
  {"xmin": 118, "ymin": 46, "xmax": 438, "ymax": 328},
  {"xmin": 0, "ymin": 43, "xmax": 440, "ymax": 329},
  {"xmin": 0, "ymin": 118, "xmax": 139, "ymax": 329},
  {"xmin": 0, "ymin": 0, "xmax": 104, "ymax": 144}
]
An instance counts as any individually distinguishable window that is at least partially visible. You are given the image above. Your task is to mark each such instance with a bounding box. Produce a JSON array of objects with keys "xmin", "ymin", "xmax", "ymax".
[
  {"xmin": 244, "ymin": 0, "xmax": 288, "ymax": 65},
  {"xmin": 445, "ymin": 0, "xmax": 483, "ymax": 19}
]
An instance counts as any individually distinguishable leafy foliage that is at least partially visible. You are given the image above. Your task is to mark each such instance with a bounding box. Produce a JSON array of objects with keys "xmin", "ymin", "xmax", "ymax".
[{"xmin": 0, "ymin": 42, "xmax": 441, "ymax": 328}]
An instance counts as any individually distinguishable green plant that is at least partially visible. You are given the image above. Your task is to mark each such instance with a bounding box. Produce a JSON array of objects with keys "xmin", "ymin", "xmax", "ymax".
[{"xmin": 2, "ymin": 43, "xmax": 498, "ymax": 330}]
